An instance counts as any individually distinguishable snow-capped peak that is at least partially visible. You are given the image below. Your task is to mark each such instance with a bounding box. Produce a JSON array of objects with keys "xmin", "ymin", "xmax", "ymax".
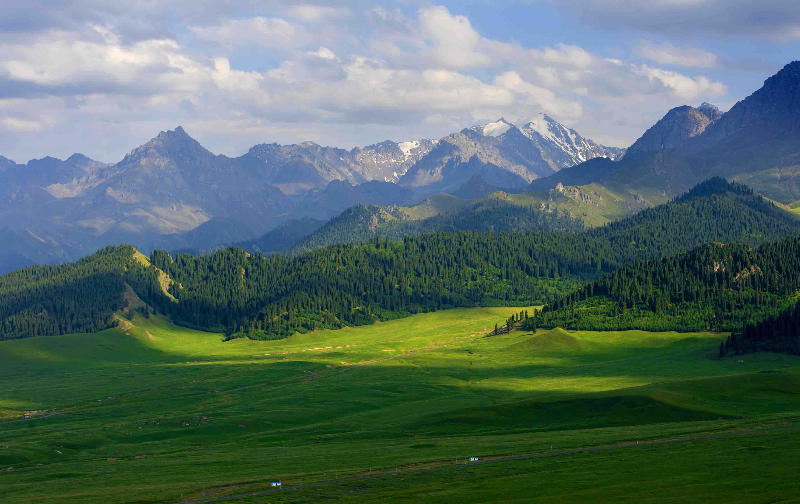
[
  {"xmin": 473, "ymin": 118, "xmax": 513, "ymax": 137},
  {"xmin": 521, "ymin": 115, "xmax": 562, "ymax": 145},
  {"xmin": 519, "ymin": 113, "xmax": 623, "ymax": 168}
]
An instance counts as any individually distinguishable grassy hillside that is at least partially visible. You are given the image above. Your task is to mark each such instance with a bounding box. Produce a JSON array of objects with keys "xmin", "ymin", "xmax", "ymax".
[
  {"xmin": 399, "ymin": 193, "xmax": 468, "ymax": 220},
  {"xmin": 2, "ymin": 309, "xmax": 800, "ymax": 502}
]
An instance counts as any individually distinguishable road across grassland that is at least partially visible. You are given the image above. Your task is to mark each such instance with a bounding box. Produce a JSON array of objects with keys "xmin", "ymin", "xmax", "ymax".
[{"xmin": 177, "ymin": 423, "xmax": 800, "ymax": 503}]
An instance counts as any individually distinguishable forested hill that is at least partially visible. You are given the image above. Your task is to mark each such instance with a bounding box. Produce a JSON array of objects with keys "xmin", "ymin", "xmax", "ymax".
[
  {"xmin": 0, "ymin": 246, "xmax": 172, "ymax": 340},
  {"xmin": 583, "ymin": 178, "xmax": 800, "ymax": 258},
  {"xmin": 1, "ymin": 178, "xmax": 799, "ymax": 342},
  {"xmin": 539, "ymin": 236, "xmax": 800, "ymax": 338}
]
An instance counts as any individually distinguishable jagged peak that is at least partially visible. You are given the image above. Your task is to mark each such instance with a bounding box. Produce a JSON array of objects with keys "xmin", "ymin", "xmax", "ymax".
[
  {"xmin": 0, "ymin": 154, "xmax": 16, "ymax": 170},
  {"xmin": 697, "ymin": 102, "xmax": 720, "ymax": 113},
  {"xmin": 696, "ymin": 102, "xmax": 722, "ymax": 121},
  {"xmin": 66, "ymin": 153, "xmax": 93, "ymax": 164},
  {"xmin": 121, "ymin": 126, "xmax": 210, "ymax": 163}
]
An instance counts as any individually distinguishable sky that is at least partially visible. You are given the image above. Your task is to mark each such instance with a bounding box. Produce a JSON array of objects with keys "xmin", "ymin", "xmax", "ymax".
[{"xmin": 1, "ymin": 0, "xmax": 799, "ymax": 164}]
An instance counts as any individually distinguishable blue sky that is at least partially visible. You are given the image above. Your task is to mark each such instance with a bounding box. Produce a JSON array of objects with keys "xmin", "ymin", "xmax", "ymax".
[{"xmin": 1, "ymin": 0, "xmax": 799, "ymax": 163}]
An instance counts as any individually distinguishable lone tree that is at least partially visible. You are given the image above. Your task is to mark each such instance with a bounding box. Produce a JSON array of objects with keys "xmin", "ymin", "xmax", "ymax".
[
  {"xmin": 719, "ymin": 340, "xmax": 725, "ymax": 358},
  {"xmin": 494, "ymin": 323, "xmax": 498, "ymax": 335}
]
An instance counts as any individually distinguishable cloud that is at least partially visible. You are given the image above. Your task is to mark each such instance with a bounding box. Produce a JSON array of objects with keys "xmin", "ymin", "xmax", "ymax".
[
  {"xmin": 307, "ymin": 46, "xmax": 337, "ymax": 60},
  {"xmin": 2, "ymin": 116, "xmax": 43, "ymax": 132},
  {"xmin": 535, "ymin": 44, "xmax": 593, "ymax": 68},
  {"xmin": 494, "ymin": 71, "xmax": 583, "ymax": 121},
  {"xmin": 636, "ymin": 41, "xmax": 719, "ymax": 68},
  {"xmin": 418, "ymin": 6, "xmax": 491, "ymax": 69},
  {"xmin": 0, "ymin": 29, "xmax": 206, "ymax": 99},
  {"xmin": 638, "ymin": 65, "xmax": 727, "ymax": 99},
  {"xmin": 286, "ymin": 5, "xmax": 350, "ymax": 23},
  {"xmin": 212, "ymin": 58, "xmax": 270, "ymax": 105},
  {"xmin": 0, "ymin": 2, "xmax": 739, "ymax": 161},
  {"xmin": 191, "ymin": 17, "xmax": 309, "ymax": 48}
]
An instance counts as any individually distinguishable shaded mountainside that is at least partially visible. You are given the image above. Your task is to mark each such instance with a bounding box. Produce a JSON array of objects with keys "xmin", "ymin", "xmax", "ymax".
[
  {"xmin": 626, "ymin": 103, "xmax": 721, "ymax": 155},
  {"xmin": 451, "ymin": 175, "xmax": 499, "ymax": 200},
  {"xmin": 293, "ymin": 179, "xmax": 415, "ymax": 220},
  {"xmin": 238, "ymin": 217, "xmax": 327, "ymax": 255},
  {"xmin": 527, "ymin": 157, "xmax": 618, "ymax": 192}
]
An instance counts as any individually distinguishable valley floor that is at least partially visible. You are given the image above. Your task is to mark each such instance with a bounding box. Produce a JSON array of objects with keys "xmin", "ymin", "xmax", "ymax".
[{"xmin": 1, "ymin": 308, "xmax": 799, "ymax": 503}]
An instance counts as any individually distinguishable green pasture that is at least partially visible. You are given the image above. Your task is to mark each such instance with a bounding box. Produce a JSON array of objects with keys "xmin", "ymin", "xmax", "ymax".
[{"xmin": 1, "ymin": 307, "xmax": 799, "ymax": 503}]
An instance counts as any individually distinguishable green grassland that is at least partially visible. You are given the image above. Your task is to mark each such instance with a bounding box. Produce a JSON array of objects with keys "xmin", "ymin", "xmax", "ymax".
[{"xmin": 2, "ymin": 308, "xmax": 800, "ymax": 503}]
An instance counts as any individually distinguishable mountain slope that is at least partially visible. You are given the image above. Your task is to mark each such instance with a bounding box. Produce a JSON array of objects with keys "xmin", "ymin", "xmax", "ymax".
[{"xmin": 603, "ymin": 62, "xmax": 800, "ymax": 202}]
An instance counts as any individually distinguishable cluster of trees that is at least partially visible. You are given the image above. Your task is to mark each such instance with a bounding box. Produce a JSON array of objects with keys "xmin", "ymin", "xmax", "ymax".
[
  {"xmin": 494, "ymin": 310, "xmax": 529, "ymax": 335},
  {"xmin": 542, "ymin": 235, "xmax": 800, "ymax": 334}
]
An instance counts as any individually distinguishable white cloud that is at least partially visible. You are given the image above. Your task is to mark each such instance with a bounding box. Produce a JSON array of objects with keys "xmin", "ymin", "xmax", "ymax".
[
  {"xmin": 536, "ymin": 44, "xmax": 593, "ymax": 68},
  {"xmin": 418, "ymin": 6, "xmax": 491, "ymax": 69},
  {"xmin": 307, "ymin": 46, "xmax": 337, "ymax": 60},
  {"xmin": 212, "ymin": 58, "xmax": 270, "ymax": 105},
  {"xmin": 2, "ymin": 117, "xmax": 44, "ymax": 132},
  {"xmin": 494, "ymin": 71, "xmax": 583, "ymax": 121},
  {"xmin": 191, "ymin": 17, "xmax": 308, "ymax": 48},
  {"xmin": 533, "ymin": 66, "xmax": 561, "ymax": 87},
  {"xmin": 286, "ymin": 5, "xmax": 349, "ymax": 23},
  {"xmin": 636, "ymin": 40, "xmax": 719, "ymax": 68},
  {"xmin": 639, "ymin": 65, "xmax": 727, "ymax": 99},
  {"xmin": 0, "ymin": 4, "xmax": 739, "ymax": 160}
]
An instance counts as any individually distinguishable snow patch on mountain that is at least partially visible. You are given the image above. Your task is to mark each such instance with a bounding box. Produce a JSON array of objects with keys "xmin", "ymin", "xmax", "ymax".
[
  {"xmin": 477, "ymin": 119, "xmax": 513, "ymax": 137},
  {"xmin": 398, "ymin": 141, "xmax": 420, "ymax": 159},
  {"xmin": 519, "ymin": 114, "xmax": 624, "ymax": 168}
]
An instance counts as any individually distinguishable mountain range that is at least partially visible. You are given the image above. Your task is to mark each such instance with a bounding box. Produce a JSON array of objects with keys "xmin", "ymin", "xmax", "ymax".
[
  {"xmin": 0, "ymin": 111, "xmax": 622, "ymax": 273},
  {"xmin": 2, "ymin": 60, "xmax": 800, "ymax": 275}
]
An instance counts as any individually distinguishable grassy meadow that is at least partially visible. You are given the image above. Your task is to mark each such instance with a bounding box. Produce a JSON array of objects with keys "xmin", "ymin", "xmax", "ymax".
[{"xmin": 1, "ymin": 307, "xmax": 800, "ymax": 503}]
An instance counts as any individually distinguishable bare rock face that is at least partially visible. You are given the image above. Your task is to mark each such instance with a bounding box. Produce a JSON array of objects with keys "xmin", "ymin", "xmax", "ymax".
[{"xmin": 626, "ymin": 105, "xmax": 721, "ymax": 154}]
